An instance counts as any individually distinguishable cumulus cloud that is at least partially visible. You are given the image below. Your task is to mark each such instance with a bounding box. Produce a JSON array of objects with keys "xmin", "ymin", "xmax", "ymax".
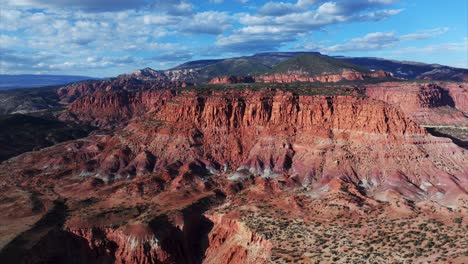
[
  {"xmin": 181, "ymin": 11, "xmax": 232, "ymax": 34},
  {"xmin": 400, "ymin": 27, "xmax": 450, "ymax": 41},
  {"xmin": 2, "ymin": 0, "xmax": 456, "ymax": 75},
  {"xmin": 258, "ymin": 2, "xmax": 301, "ymax": 16},
  {"xmin": 153, "ymin": 0, "xmax": 193, "ymax": 16},
  {"xmin": 393, "ymin": 38, "xmax": 468, "ymax": 54},
  {"xmin": 0, "ymin": 48, "xmax": 55, "ymax": 72},
  {"xmin": 0, "ymin": 4, "xmax": 195, "ymax": 74},
  {"xmin": 322, "ymin": 32, "xmax": 399, "ymax": 52},
  {"xmin": 2, "ymin": 0, "xmax": 149, "ymax": 12},
  {"xmin": 149, "ymin": 51, "xmax": 193, "ymax": 62},
  {"xmin": 217, "ymin": 0, "xmax": 403, "ymax": 52},
  {"xmin": 216, "ymin": 27, "xmax": 296, "ymax": 51},
  {"xmin": 313, "ymin": 27, "xmax": 451, "ymax": 53}
]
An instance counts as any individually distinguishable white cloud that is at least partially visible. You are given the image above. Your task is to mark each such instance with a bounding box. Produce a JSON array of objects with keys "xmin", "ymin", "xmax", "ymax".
[
  {"xmin": 310, "ymin": 28, "xmax": 454, "ymax": 54},
  {"xmin": 321, "ymin": 32, "xmax": 399, "ymax": 52},
  {"xmin": 181, "ymin": 11, "xmax": 232, "ymax": 34},
  {"xmin": 296, "ymin": 0, "xmax": 319, "ymax": 8},
  {"xmin": 393, "ymin": 38, "xmax": 468, "ymax": 54},
  {"xmin": 2, "ymin": 0, "xmax": 148, "ymax": 12},
  {"xmin": 400, "ymin": 27, "xmax": 449, "ymax": 41},
  {"xmin": 258, "ymin": 2, "xmax": 300, "ymax": 16},
  {"xmin": 0, "ymin": 4, "xmax": 195, "ymax": 74},
  {"xmin": 219, "ymin": 0, "xmax": 403, "ymax": 52},
  {"xmin": 2, "ymin": 0, "xmax": 452, "ymax": 75}
]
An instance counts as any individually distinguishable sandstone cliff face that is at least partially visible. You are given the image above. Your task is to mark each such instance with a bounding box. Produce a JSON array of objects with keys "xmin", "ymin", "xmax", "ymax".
[
  {"xmin": 207, "ymin": 70, "xmax": 393, "ymax": 85},
  {"xmin": 254, "ymin": 70, "xmax": 392, "ymax": 84},
  {"xmin": 203, "ymin": 213, "xmax": 271, "ymax": 264},
  {"xmin": 67, "ymin": 227, "xmax": 170, "ymax": 264},
  {"xmin": 67, "ymin": 89, "xmax": 176, "ymax": 126},
  {"xmin": 57, "ymin": 78, "xmax": 184, "ymax": 104},
  {"xmin": 443, "ymin": 83, "xmax": 468, "ymax": 113},
  {"xmin": 70, "ymin": 89, "xmax": 423, "ymax": 134},
  {"xmin": 209, "ymin": 76, "xmax": 255, "ymax": 85},
  {"xmin": 366, "ymin": 82, "xmax": 468, "ymax": 126},
  {"xmin": 1, "ymin": 83, "xmax": 467, "ymax": 263},
  {"xmin": 50, "ymin": 89, "xmax": 466, "ymax": 207},
  {"xmin": 417, "ymin": 69, "xmax": 468, "ymax": 82}
]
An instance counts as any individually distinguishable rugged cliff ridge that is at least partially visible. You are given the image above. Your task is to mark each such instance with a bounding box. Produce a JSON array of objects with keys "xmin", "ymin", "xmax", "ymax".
[
  {"xmin": 203, "ymin": 214, "xmax": 272, "ymax": 264},
  {"xmin": 209, "ymin": 76, "xmax": 255, "ymax": 85},
  {"xmin": 0, "ymin": 83, "xmax": 467, "ymax": 263},
  {"xmin": 255, "ymin": 70, "xmax": 392, "ymax": 83},
  {"xmin": 207, "ymin": 70, "xmax": 392, "ymax": 85},
  {"xmin": 20, "ymin": 89, "xmax": 464, "ymax": 207},
  {"xmin": 366, "ymin": 82, "xmax": 468, "ymax": 126}
]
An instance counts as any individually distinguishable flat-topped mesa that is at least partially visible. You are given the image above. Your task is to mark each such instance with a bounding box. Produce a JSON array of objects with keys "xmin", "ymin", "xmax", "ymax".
[
  {"xmin": 255, "ymin": 70, "xmax": 393, "ymax": 83},
  {"xmin": 155, "ymin": 91, "xmax": 425, "ymax": 136},
  {"xmin": 3, "ymin": 88, "xmax": 466, "ymax": 208},
  {"xmin": 68, "ymin": 89, "xmax": 425, "ymax": 137},
  {"xmin": 208, "ymin": 70, "xmax": 393, "ymax": 85},
  {"xmin": 15, "ymin": 88, "xmax": 465, "ymax": 207}
]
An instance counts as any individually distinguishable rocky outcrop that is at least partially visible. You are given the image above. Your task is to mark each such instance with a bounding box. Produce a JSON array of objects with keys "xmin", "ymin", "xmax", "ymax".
[
  {"xmin": 67, "ymin": 89, "xmax": 175, "ymax": 126},
  {"xmin": 254, "ymin": 70, "xmax": 392, "ymax": 84},
  {"xmin": 67, "ymin": 226, "xmax": 170, "ymax": 264},
  {"xmin": 443, "ymin": 83, "xmax": 468, "ymax": 113},
  {"xmin": 207, "ymin": 70, "xmax": 393, "ymax": 85},
  {"xmin": 204, "ymin": 214, "xmax": 272, "ymax": 264},
  {"xmin": 417, "ymin": 68, "xmax": 468, "ymax": 82},
  {"xmin": 366, "ymin": 82, "xmax": 468, "ymax": 126},
  {"xmin": 19, "ymin": 89, "xmax": 461, "ymax": 207},
  {"xmin": 209, "ymin": 76, "xmax": 255, "ymax": 85},
  {"xmin": 118, "ymin": 67, "xmax": 199, "ymax": 84},
  {"xmin": 57, "ymin": 76, "xmax": 188, "ymax": 104},
  {"xmin": 0, "ymin": 83, "xmax": 467, "ymax": 263}
]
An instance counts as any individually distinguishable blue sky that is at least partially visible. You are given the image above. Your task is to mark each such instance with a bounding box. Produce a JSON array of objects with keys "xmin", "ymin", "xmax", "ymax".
[{"xmin": 0, "ymin": 0, "xmax": 466, "ymax": 77}]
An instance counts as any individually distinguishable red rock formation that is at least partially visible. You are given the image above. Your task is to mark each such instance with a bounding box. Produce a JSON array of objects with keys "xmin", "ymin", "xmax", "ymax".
[
  {"xmin": 204, "ymin": 213, "xmax": 272, "ymax": 264},
  {"xmin": 19, "ymin": 89, "xmax": 463, "ymax": 208},
  {"xmin": 209, "ymin": 76, "xmax": 255, "ymax": 84},
  {"xmin": 57, "ymin": 77, "xmax": 185, "ymax": 104},
  {"xmin": 254, "ymin": 70, "xmax": 392, "ymax": 83},
  {"xmin": 417, "ymin": 69, "xmax": 468, "ymax": 82},
  {"xmin": 67, "ymin": 89, "xmax": 176, "ymax": 126},
  {"xmin": 69, "ymin": 226, "xmax": 169, "ymax": 264},
  {"xmin": 1, "ymin": 84, "xmax": 467, "ymax": 263},
  {"xmin": 366, "ymin": 82, "xmax": 468, "ymax": 125},
  {"xmin": 443, "ymin": 82, "xmax": 468, "ymax": 113}
]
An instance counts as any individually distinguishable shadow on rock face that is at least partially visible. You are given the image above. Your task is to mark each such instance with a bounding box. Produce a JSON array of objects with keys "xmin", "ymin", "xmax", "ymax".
[
  {"xmin": 149, "ymin": 192, "xmax": 226, "ymax": 264},
  {"xmin": 0, "ymin": 200, "xmax": 99, "ymax": 264}
]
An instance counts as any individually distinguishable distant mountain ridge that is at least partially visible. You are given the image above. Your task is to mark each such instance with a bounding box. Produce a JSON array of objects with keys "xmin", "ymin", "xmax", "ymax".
[
  {"xmin": 270, "ymin": 53, "xmax": 369, "ymax": 75},
  {"xmin": 3, "ymin": 52, "xmax": 466, "ymax": 91},
  {"xmin": 334, "ymin": 56, "xmax": 468, "ymax": 81},
  {"xmin": 0, "ymin": 74, "xmax": 96, "ymax": 90},
  {"xmin": 159, "ymin": 52, "xmax": 467, "ymax": 83}
]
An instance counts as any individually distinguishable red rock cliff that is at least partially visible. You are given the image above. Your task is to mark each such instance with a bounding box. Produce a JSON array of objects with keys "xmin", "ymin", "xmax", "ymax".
[
  {"xmin": 254, "ymin": 70, "xmax": 392, "ymax": 84},
  {"xmin": 62, "ymin": 89, "xmax": 468, "ymax": 206},
  {"xmin": 366, "ymin": 82, "xmax": 468, "ymax": 126}
]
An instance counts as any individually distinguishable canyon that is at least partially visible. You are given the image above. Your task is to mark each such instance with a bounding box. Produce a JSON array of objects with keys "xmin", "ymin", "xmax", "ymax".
[{"xmin": 0, "ymin": 53, "xmax": 467, "ymax": 263}]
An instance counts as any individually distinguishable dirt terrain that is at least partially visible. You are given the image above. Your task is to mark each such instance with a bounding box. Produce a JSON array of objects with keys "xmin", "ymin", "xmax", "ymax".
[{"xmin": 0, "ymin": 73, "xmax": 466, "ymax": 263}]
